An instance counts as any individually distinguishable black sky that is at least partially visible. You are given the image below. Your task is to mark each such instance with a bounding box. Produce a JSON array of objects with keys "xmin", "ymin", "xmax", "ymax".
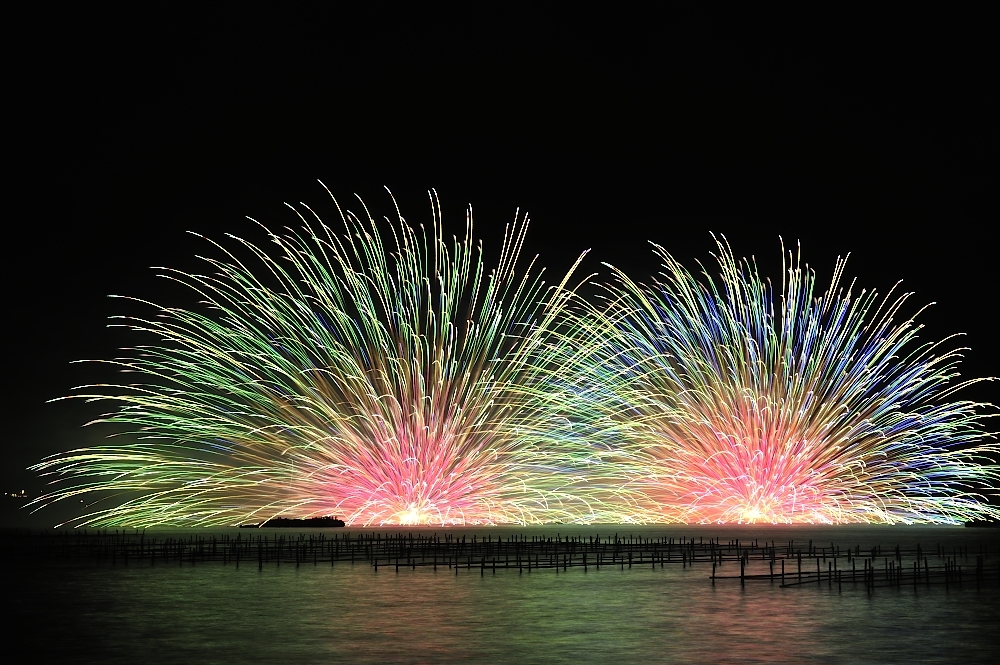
[{"xmin": 5, "ymin": 8, "xmax": 995, "ymax": 524}]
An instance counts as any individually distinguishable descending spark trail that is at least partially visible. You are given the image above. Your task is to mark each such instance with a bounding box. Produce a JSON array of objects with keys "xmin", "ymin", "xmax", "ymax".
[
  {"xmin": 550, "ymin": 237, "xmax": 999, "ymax": 524},
  {"xmin": 30, "ymin": 188, "xmax": 601, "ymax": 527}
]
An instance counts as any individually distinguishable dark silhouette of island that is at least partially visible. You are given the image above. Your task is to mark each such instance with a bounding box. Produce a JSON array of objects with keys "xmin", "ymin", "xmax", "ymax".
[
  {"xmin": 964, "ymin": 519, "xmax": 999, "ymax": 528},
  {"xmin": 240, "ymin": 516, "xmax": 345, "ymax": 528}
]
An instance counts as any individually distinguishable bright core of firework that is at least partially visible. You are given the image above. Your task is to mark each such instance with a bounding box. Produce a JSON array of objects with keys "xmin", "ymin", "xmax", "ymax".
[{"xmin": 396, "ymin": 504, "xmax": 426, "ymax": 525}]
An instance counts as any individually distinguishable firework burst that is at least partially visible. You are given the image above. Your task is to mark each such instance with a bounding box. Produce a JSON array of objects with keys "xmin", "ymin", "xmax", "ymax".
[
  {"xmin": 31, "ymin": 187, "xmax": 599, "ymax": 527},
  {"xmin": 553, "ymin": 237, "xmax": 998, "ymax": 524}
]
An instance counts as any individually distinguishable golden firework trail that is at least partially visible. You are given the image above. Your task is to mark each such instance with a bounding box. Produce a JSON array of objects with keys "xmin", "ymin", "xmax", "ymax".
[
  {"xmin": 30, "ymin": 187, "xmax": 606, "ymax": 527},
  {"xmin": 546, "ymin": 236, "xmax": 999, "ymax": 524}
]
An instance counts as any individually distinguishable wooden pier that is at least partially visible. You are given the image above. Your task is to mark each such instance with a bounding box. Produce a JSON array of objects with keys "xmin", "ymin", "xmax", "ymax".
[{"xmin": 3, "ymin": 530, "xmax": 997, "ymax": 591}]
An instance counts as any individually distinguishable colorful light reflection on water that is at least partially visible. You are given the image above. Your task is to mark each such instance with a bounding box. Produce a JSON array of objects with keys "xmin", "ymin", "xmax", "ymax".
[{"xmin": 10, "ymin": 525, "xmax": 999, "ymax": 664}]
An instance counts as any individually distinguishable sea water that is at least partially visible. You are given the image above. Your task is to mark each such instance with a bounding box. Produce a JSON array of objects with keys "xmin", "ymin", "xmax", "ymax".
[{"xmin": 7, "ymin": 525, "xmax": 999, "ymax": 664}]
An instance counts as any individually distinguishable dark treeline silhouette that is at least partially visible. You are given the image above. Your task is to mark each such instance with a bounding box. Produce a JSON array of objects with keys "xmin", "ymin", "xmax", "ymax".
[{"xmin": 241, "ymin": 517, "xmax": 345, "ymax": 528}]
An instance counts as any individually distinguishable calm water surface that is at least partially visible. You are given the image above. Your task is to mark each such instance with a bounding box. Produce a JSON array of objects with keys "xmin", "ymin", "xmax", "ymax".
[{"xmin": 7, "ymin": 525, "xmax": 999, "ymax": 664}]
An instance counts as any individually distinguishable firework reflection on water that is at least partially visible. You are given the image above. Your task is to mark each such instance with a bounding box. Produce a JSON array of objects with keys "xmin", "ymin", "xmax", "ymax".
[{"xmin": 8, "ymin": 525, "xmax": 999, "ymax": 664}]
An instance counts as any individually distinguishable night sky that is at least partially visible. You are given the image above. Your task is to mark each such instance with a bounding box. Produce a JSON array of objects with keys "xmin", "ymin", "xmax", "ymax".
[{"xmin": 5, "ymin": 8, "xmax": 995, "ymax": 525}]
